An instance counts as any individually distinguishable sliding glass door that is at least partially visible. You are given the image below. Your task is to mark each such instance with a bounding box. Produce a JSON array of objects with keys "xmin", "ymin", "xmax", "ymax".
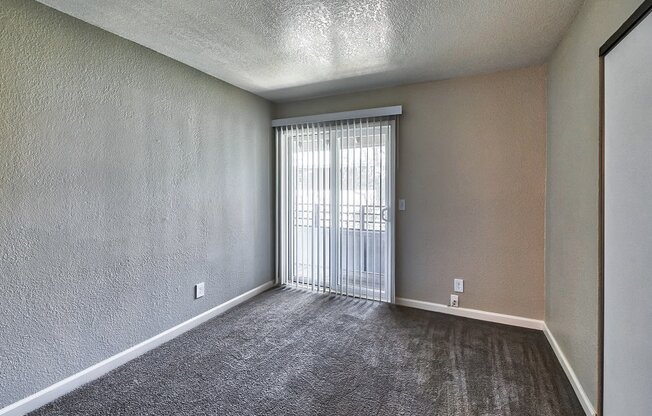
[{"xmin": 275, "ymin": 117, "xmax": 395, "ymax": 302}]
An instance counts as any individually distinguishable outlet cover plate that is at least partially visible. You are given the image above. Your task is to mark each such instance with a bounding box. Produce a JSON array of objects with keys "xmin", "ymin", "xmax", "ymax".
[
  {"xmin": 195, "ymin": 282, "xmax": 205, "ymax": 299},
  {"xmin": 450, "ymin": 294, "xmax": 459, "ymax": 307},
  {"xmin": 454, "ymin": 278, "xmax": 464, "ymax": 293}
]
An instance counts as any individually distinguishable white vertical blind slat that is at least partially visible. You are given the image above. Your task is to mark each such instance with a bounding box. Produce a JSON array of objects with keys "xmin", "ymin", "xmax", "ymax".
[
  {"xmin": 313, "ymin": 123, "xmax": 316, "ymax": 289},
  {"xmin": 324, "ymin": 123, "xmax": 327, "ymax": 291},
  {"xmin": 292, "ymin": 125, "xmax": 297, "ymax": 287},
  {"xmin": 372, "ymin": 119, "xmax": 378, "ymax": 301},
  {"xmin": 344, "ymin": 122, "xmax": 349, "ymax": 295},
  {"xmin": 354, "ymin": 119, "xmax": 358, "ymax": 298},
  {"xmin": 358, "ymin": 119, "xmax": 363, "ymax": 298},
  {"xmin": 365, "ymin": 118, "xmax": 370, "ymax": 300}
]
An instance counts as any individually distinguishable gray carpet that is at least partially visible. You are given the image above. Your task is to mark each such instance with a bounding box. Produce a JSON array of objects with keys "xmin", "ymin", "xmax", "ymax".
[{"xmin": 31, "ymin": 288, "xmax": 584, "ymax": 415}]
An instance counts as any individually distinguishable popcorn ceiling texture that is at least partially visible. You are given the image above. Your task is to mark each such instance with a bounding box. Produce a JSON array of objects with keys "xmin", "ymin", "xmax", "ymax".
[
  {"xmin": 36, "ymin": 0, "xmax": 584, "ymax": 101},
  {"xmin": 0, "ymin": 0, "xmax": 273, "ymax": 408}
]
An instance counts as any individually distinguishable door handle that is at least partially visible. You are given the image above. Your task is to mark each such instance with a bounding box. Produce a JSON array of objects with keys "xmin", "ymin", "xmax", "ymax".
[{"xmin": 381, "ymin": 207, "xmax": 389, "ymax": 222}]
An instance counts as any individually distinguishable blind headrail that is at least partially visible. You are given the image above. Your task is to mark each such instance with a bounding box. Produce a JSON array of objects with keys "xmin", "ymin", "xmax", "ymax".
[{"xmin": 271, "ymin": 106, "xmax": 402, "ymax": 127}]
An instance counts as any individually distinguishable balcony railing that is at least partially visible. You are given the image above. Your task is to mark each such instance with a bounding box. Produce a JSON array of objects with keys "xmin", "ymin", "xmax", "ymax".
[{"xmin": 293, "ymin": 203, "xmax": 386, "ymax": 231}]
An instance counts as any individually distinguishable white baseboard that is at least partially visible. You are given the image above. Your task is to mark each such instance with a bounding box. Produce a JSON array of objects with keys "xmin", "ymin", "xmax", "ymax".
[
  {"xmin": 0, "ymin": 280, "xmax": 276, "ymax": 416},
  {"xmin": 395, "ymin": 297, "xmax": 544, "ymax": 330},
  {"xmin": 543, "ymin": 324, "xmax": 597, "ymax": 416}
]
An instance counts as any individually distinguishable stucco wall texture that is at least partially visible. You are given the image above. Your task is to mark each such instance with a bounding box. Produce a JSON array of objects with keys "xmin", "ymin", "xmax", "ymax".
[{"xmin": 0, "ymin": 0, "xmax": 274, "ymax": 407}]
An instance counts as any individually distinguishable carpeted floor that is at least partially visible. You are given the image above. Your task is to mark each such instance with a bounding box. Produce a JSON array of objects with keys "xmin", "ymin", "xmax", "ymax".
[{"xmin": 31, "ymin": 287, "xmax": 584, "ymax": 415}]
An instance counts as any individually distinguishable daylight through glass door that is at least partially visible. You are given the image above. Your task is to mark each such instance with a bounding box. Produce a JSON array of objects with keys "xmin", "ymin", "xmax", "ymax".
[{"xmin": 275, "ymin": 118, "xmax": 395, "ymax": 302}]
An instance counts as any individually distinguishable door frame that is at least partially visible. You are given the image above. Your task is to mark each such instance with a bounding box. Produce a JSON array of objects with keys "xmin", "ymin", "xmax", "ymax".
[{"xmin": 598, "ymin": 2, "xmax": 652, "ymax": 414}]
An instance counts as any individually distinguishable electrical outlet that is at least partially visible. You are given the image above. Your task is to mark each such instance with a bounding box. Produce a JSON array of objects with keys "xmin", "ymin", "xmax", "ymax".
[
  {"xmin": 195, "ymin": 282, "xmax": 205, "ymax": 299},
  {"xmin": 454, "ymin": 278, "xmax": 464, "ymax": 293},
  {"xmin": 450, "ymin": 294, "xmax": 459, "ymax": 307}
]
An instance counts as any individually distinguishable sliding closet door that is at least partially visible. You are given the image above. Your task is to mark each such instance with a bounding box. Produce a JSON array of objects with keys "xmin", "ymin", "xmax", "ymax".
[
  {"xmin": 603, "ymin": 4, "xmax": 652, "ymax": 414},
  {"xmin": 276, "ymin": 118, "xmax": 395, "ymax": 302}
]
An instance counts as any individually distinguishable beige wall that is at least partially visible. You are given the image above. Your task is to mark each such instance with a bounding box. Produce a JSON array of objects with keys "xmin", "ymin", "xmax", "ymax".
[
  {"xmin": 276, "ymin": 66, "xmax": 547, "ymax": 319},
  {"xmin": 545, "ymin": 0, "xmax": 642, "ymax": 408}
]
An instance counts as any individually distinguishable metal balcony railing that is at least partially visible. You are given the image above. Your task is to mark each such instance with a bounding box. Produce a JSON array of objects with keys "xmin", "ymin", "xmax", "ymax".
[{"xmin": 293, "ymin": 203, "xmax": 386, "ymax": 231}]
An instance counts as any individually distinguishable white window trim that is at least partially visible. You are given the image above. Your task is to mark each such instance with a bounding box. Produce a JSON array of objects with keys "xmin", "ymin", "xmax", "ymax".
[{"xmin": 271, "ymin": 106, "xmax": 402, "ymax": 127}]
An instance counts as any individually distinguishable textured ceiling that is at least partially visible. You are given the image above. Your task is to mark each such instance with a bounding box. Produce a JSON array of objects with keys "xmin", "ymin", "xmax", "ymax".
[{"xmin": 37, "ymin": 0, "xmax": 583, "ymax": 102}]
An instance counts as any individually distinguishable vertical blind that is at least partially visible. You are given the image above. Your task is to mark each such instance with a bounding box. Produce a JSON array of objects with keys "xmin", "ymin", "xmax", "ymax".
[{"xmin": 275, "ymin": 115, "xmax": 396, "ymax": 302}]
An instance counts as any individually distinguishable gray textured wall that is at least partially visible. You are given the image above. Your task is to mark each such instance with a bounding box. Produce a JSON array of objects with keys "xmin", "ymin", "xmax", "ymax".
[
  {"xmin": 545, "ymin": 0, "xmax": 641, "ymax": 408},
  {"xmin": 275, "ymin": 66, "xmax": 547, "ymax": 320},
  {"xmin": 0, "ymin": 0, "xmax": 273, "ymax": 407}
]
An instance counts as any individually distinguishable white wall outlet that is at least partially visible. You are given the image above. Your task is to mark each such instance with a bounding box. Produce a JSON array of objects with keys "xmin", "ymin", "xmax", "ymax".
[
  {"xmin": 398, "ymin": 199, "xmax": 406, "ymax": 211},
  {"xmin": 450, "ymin": 294, "xmax": 459, "ymax": 307},
  {"xmin": 195, "ymin": 282, "xmax": 205, "ymax": 299},
  {"xmin": 454, "ymin": 278, "xmax": 464, "ymax": 293}
]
